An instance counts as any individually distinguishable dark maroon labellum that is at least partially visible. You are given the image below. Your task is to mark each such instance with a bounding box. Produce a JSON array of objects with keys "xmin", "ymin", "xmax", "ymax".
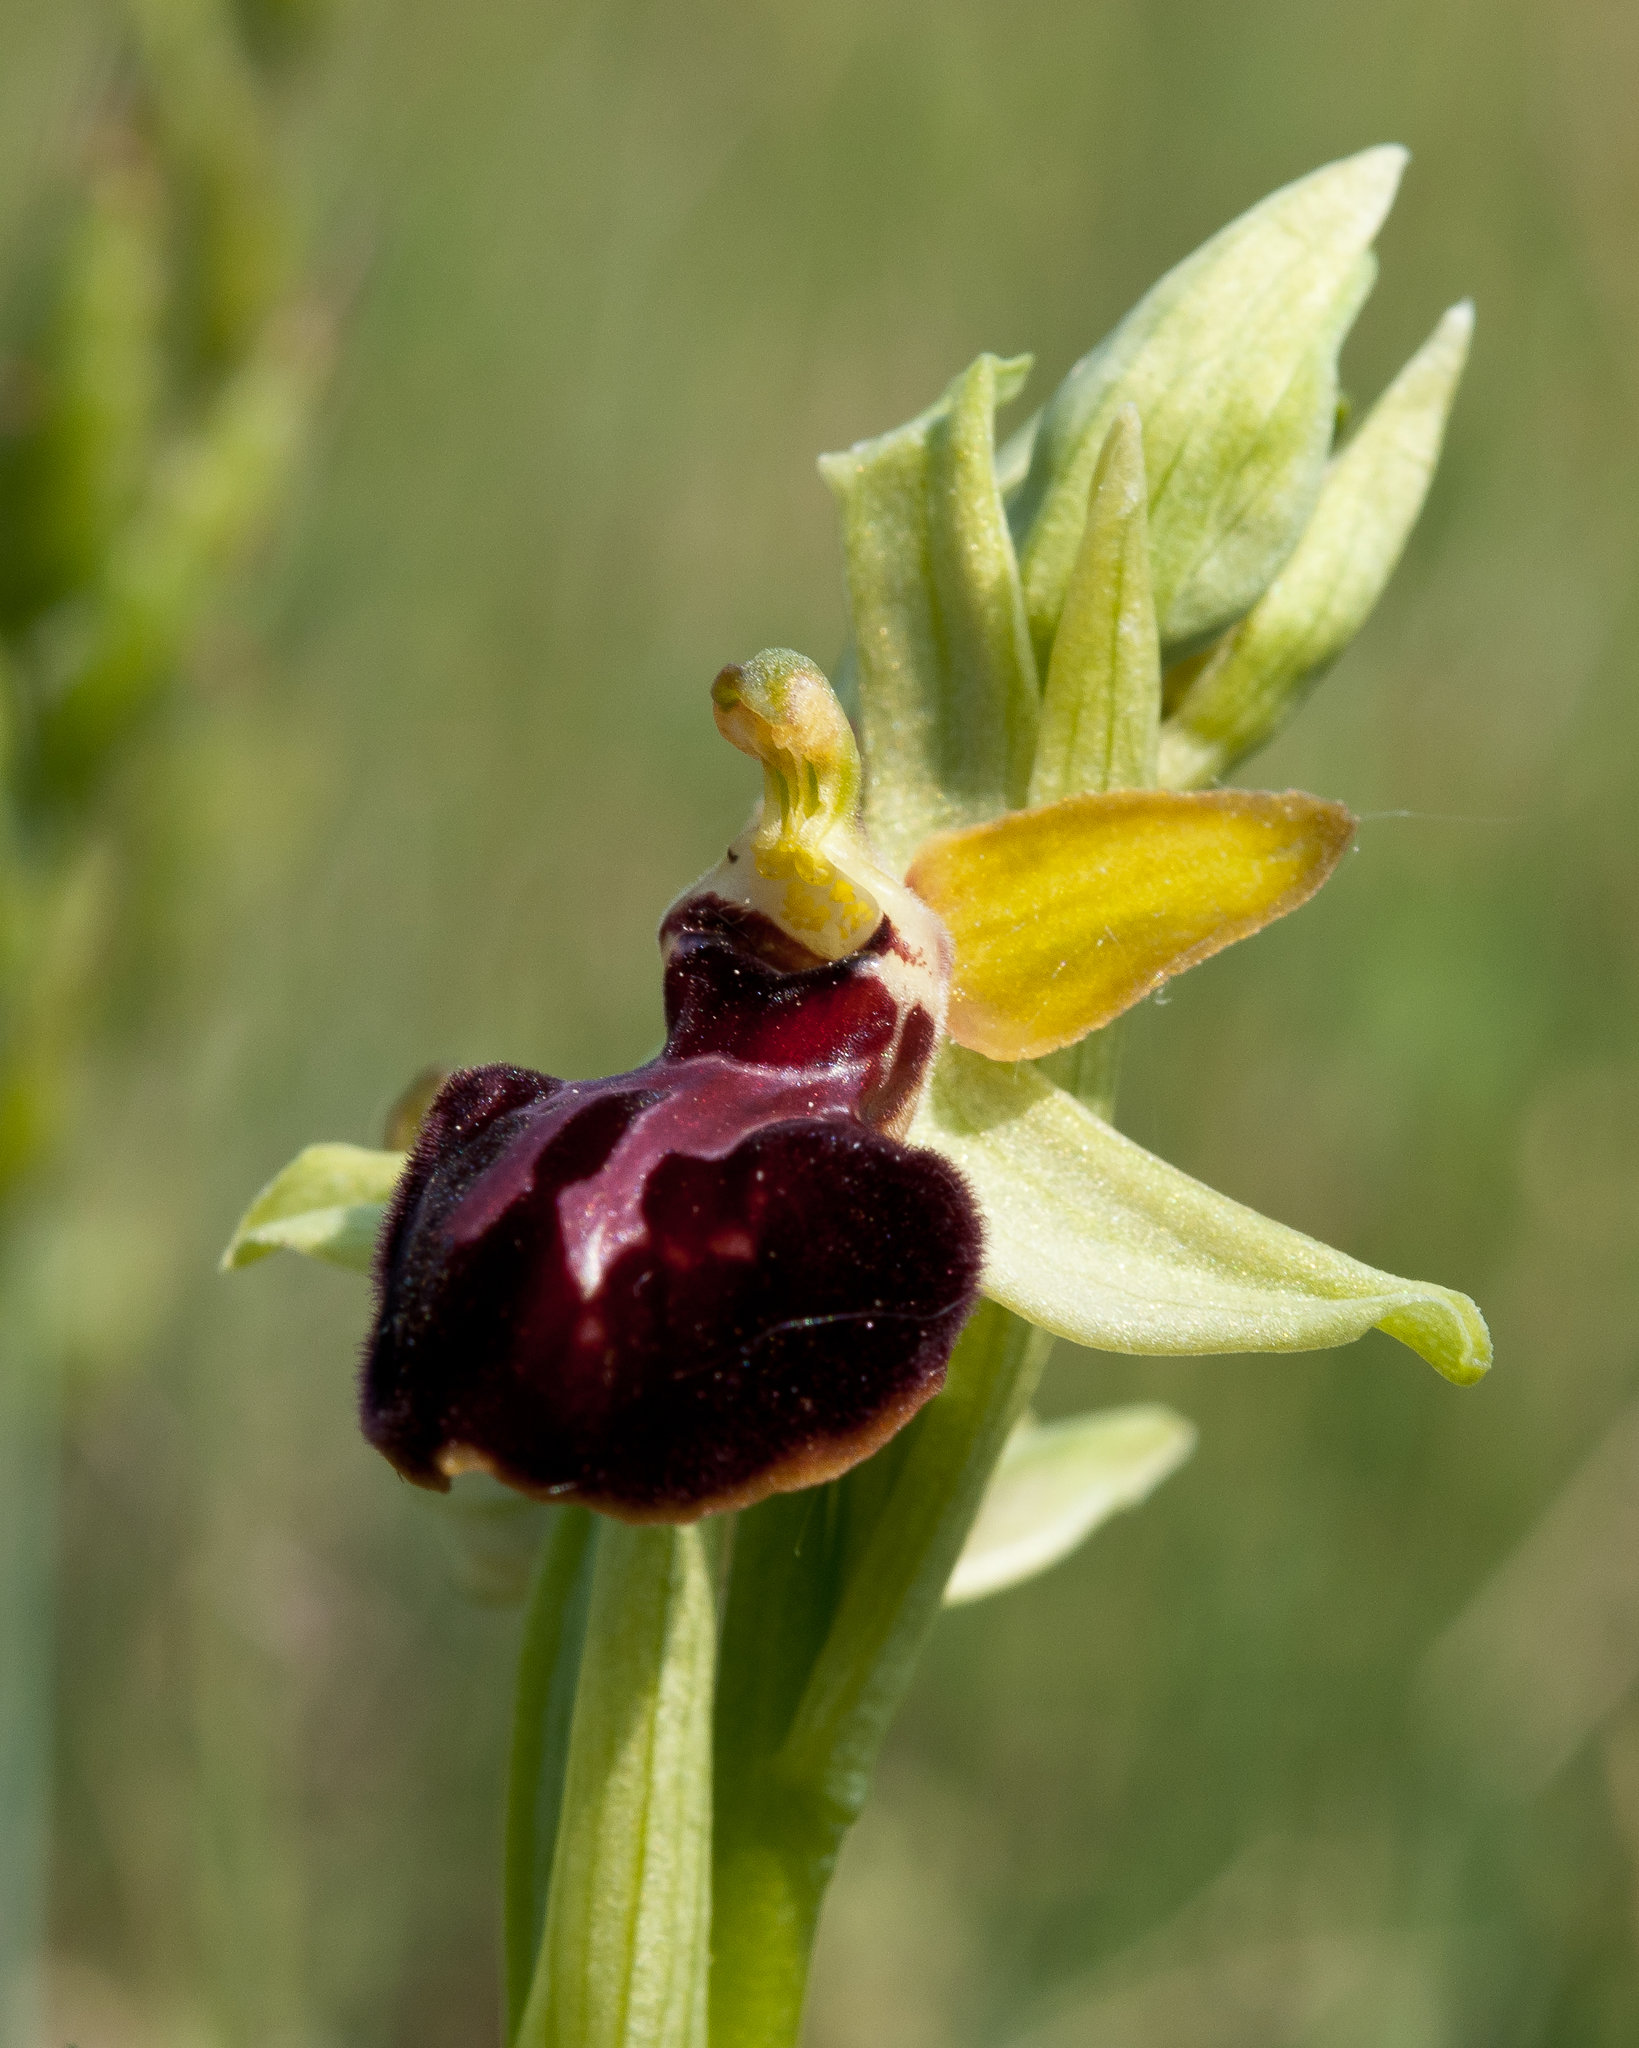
[{"xmin": 363, "ymin": 898, "xmax": 983, "ymax": 1521}]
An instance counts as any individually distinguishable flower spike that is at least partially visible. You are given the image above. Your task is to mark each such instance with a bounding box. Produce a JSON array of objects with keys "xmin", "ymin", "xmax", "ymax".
[{"xmin": 218, "ymin": 151, "xmax": 1494, "ymax": 2048}]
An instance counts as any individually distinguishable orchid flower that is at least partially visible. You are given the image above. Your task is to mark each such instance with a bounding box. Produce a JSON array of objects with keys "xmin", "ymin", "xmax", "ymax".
[{"xmin": 224, "ymin": 147, "xmax": 1489, "ymax": 2048}]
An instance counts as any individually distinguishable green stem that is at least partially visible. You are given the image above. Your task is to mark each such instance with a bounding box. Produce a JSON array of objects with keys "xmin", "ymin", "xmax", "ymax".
[
  {"xmin": 503, "ymin": 1507, "xmax": 596, "ymax": 2043},
  {"xmin": 709, "ymin": 1487, "xmax": 849, "ymax": 2048},
  {"xmin": 709, "ymin": 1302, "xmax": 1051, "ymax": 2046},
  {"xmin": 517, "ymin": 1520, "xmax": 716, "ymax": 2048}
]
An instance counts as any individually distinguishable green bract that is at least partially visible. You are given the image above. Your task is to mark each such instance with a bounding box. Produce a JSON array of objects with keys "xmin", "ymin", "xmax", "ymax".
[
  {"xmin": 225, "ymin": 149, "xmax": 1487, "ymax": 2048},
  {"xmin": 945, "ymin": 1403, "xmax": 1198, "ymax": 1606}
]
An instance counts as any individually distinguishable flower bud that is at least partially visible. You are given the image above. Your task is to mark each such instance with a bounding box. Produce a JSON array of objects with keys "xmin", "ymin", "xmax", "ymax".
[
  {"xmin": 1013, "ymin": 147, "xmax": 1403, "ymax": 660},
  {"xmin": 1157, "ymin": 302, "xmax": 1473, "ymax": 788}
]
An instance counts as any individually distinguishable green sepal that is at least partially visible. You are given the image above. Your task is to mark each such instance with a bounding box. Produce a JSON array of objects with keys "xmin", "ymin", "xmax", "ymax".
[
  {"xmin": 1028, "ymin": 404, "xmax": 1160, "ymax": 806},
  {"xmin": 820, "ymin": 352, "xmax": 1038, "ymax": 873},
  {"xmin": 1013, "ymin": 147, "xmax": 1403, "ymax": 661},
  {"xmin": 1158, "ymin": 302, "xmax": 1474, "ymax": 788},
  {"xmin": 945, "ymin": 1403, "xmax": 1196, "ymax": 1605},
  {"xmin": 219, "ymin": 1140, "xmax": 403, "ymax": 1272},
  {"xmin": 516, "ymin": 1521, "xmax": 715, "ymax": 2048},
  {"xmin": 913, "ymin": 1045, "xmax": 1491, "ymax": 1385}
]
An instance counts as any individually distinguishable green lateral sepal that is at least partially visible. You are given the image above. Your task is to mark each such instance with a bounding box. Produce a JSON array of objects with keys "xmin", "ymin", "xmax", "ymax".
[
  {"xmin": 914, "ymin": 1045, "xmax": 1491, "ymax": 1385},
  {"xmin": 219, "ymin": 1140, "xmax": 403, "ymax": 1273}
]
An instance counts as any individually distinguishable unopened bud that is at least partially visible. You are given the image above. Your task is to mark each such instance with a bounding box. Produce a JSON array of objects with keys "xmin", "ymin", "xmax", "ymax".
[
  {"xmin": 1158, "ymin": 300, "xmax": 1473, "ymax": 788},
  {"xmin": 1013, "ymin": 147, "xmax": 1404, "ymax": 661}
]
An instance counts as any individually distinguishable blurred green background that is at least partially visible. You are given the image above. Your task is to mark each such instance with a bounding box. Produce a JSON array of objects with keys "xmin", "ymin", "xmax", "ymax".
[{"xmin": 5, "ymin": 0, "xmax": 1639, "ymax": 2042}]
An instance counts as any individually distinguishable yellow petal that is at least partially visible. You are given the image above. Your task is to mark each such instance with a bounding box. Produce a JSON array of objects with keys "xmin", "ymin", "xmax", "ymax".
[{"xmin": 906, "ymin": 789, "xmax": 1354, "ymax": 1060}]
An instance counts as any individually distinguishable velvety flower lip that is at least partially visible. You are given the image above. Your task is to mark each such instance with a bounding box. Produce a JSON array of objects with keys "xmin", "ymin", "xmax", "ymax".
[{"xmin": 363, "ymin": 884, "xmax": 984, "ymax": 1522}]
